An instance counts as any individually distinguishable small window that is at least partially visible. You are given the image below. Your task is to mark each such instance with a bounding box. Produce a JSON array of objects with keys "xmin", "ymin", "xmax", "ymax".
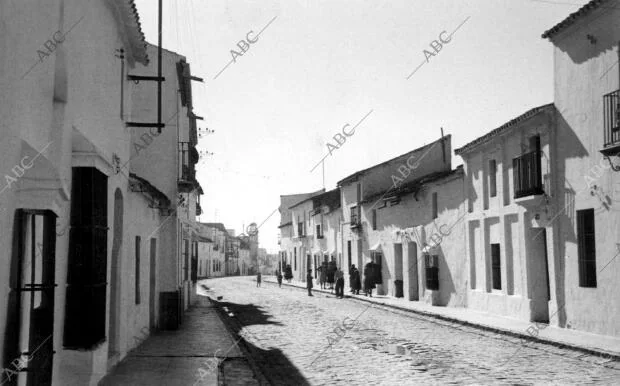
[
  {"xmin": 135, "ymin": 236, "xmax": 141, "ymax": 304},
  {"xmin": 491, "ymin": 244, "xmax": 501, "ymax": 290},
  {"xmin": 294, "ymin": 247, "xmax": 297, "ymax": 270},
  {"xmin": 432, "ymin": 192, "xmax": 438, "ymax": 219},
  {"xmin": 577, "ymin": 209, "xmax": 596, "ymax": 287},
  {"xmin": 298, "ymin": 222, "xmax": 304, "ymax": 237},
  {"xmin": 489, "ymin": 159, "xmax": 497, "ymax": 198},
  {"xmin": 372, "ymin": 209, "xmax": 377, "ymax": 230},
  {"xmin": 316, "ymin": 224, "xmax": 323, "ymax": 238},
  {"xmin": 357, "ymin": 183, "xmax": 362, "ymax": 202},
  {"xmin": 425, "ymin": 254, "xmax": 439, "ymax": 290}
]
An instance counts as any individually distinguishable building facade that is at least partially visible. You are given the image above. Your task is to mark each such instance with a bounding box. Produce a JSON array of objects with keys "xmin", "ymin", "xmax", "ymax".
[
  {"xmin": 338, "ymin": 135, "xmax": 452, "ymax": 290},
  {"xmin": 455, "ymin": 104, "xmax": 558, "ymax": 323},
  {"xmin": 543, "ymin": 0, "xmax": 620, "ymax": 337},
  {"xmin": 0, "ymin": 1, "xmax": 209, "ymax": 384}
]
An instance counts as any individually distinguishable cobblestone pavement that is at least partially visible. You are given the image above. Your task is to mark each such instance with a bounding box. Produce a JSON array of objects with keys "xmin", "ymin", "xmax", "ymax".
[{"xmin": 204, "ymin": 276, "xmax": 620, "ymax": 386}]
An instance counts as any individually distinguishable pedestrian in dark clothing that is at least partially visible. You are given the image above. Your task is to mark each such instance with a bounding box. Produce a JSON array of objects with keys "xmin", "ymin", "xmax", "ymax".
[
  {"xmin": 306, "ymin": 269, "xmax": 313, "ymax": 296},
  {"xmin": 363, "ymin": 262, "xmax": 375, "ymax": 297},
  {"xmin": 335, "ymin": 268, "xmax": 345, "ymax": 298},
  {"xmin": 256, "ymin": 272, "xmax": 262, "ymax": 287},
  {"xmin": 319, "ymin": 265, "xmax": 327, "ymax": 289},
  {"xmin": 277, "ymin": 270, "xmax": 283, "ymax": 288},
  {"xmin": 327, "ymin": 260, "xmax": 336, "ymax": 291},
  {"xmin": 350, "ymin": 265, "xmax": 362, "ymax": 295}
]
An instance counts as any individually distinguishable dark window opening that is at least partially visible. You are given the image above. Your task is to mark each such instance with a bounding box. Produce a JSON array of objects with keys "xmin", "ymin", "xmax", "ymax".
[
  {"xmin": 347, "ymin": 241, "xmax": 352, "ymax": 270},
  {"xmin": 577, "ymin": 209, "xmax": 597, "ymax": 288},
  {"xmin": 491, "ymin": 244, "xmax": 501, "ymax": 290},
  {"xmin": 64, "ymin": 167, "xmax": 108, "ymax": 349},
  {"xmin": 135, "ymin": 236, "xmax": 141, "ymax": 304},
  {"xmin": 489, "ymin": 159, "xmax": 497, "ymax": 198},
  {"xmin": 425, "ymin": 254, "xmax": 439, "ymax": 290},
  {"xmin": 432, "ymin": 192, "xmax": 438, "ymax": 219},
  {"xmin": 191, "ymin": 241, "xmax": 198, "ymax": 282}
]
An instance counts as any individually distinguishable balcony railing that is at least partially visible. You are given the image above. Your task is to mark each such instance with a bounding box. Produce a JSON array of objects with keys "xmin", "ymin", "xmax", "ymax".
[
  {"xmin": 178, "ymin": 142, "xmax": 197, "ymax": 192},
  {"xmin": 602, "ymin": 90, "xmax": 620, "ymax": 154},
  {"xmin": 513, "ymin": 149, "xmax": 543, "ymax": 199}
]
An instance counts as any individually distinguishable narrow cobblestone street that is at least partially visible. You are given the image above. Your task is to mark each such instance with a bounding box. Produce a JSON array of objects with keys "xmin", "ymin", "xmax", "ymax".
[{"xmin": 205, "ymin": 276, "xmax": 620, "ymax": 385}]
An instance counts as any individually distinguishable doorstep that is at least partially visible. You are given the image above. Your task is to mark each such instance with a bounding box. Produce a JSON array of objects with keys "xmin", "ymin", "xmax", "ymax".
[{"xmin": 264, "ymin": 277, "xmax": 620, "ymax": 361}]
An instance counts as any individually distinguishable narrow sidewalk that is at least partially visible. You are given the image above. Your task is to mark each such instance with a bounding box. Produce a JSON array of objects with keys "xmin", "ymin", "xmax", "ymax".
[
  {"xmin": 265, "ymin": 276, "xmax": 620, "ymax": 360},
  {"xmin": 100, "ymin": 286, "xmax": 258, "ymax": 386}
]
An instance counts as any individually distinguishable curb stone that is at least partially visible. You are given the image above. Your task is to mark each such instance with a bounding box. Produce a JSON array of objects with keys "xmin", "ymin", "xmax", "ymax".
[{"xmin": 207, "ymin": 296, "xmax": 269, "ymax": 385}]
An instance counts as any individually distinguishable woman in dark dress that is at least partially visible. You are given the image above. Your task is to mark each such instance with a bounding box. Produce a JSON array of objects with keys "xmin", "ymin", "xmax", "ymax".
[
  {"xmin": 363, "ymin": 262, "xmax": 375, "ymax": 297},
  {"xmin": 350, "ymin": 265, "xmax": 362, "ymax": 295},
  {"xmin": 327, "ymin": 260, "xmax": 336, "ymax": 291}
]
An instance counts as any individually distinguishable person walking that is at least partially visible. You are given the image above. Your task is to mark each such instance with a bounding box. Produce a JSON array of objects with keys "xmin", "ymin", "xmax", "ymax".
[
  {"xmin": 306, "ymin": 269, "xmax": 314, "ymax": 296},
  {"xmin": 277, "ymin": 270, "xmax": 283, "ymax": 288},
  {"xmin": 363, "ymin": 262, "xmax": 375, "ymax": 297},
  {"xmin": 256, "ymin": 272, "xmax": 262, "ymax": 287},
  {"xmin": 350, "ymin": 265, "xmax": 361, "ymax": 295},
  {"xmin": 335, "ymin": 267, "xmax": 345, "ymax": 298}
]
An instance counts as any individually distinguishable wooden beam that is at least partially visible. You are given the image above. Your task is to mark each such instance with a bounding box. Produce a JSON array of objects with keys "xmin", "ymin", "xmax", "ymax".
[
  {"xmin": 125, "ymin": 122, "xmax": 165, "ymax": 128},
  {"xmin": 127, "ymin": 75, "xmax": 165, "ymax": 82}
]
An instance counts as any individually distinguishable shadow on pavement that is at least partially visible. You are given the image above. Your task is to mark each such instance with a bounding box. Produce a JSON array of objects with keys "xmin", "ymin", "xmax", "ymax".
[{"xmin": 213, "ymin": 299, "xmax": 311, "ymax": 386}]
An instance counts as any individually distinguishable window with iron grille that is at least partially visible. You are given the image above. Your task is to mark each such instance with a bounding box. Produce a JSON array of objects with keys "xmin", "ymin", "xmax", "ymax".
[
  {"xmin": 577, "ymin": 209, "xmax": 597, "ymax": 288},
  {"xmin": 425, "ymin": 254, "xmax": 439, "ymax": 290},
  {"xmin": 135, "ymin": 236, "xmax": 141, "ymax": 304},
  {"xmin": 491, "ymin": 244, "xmax": 501, "ymax": 290},
  {"xmin": 64, "ymin": 167, "xmax": 108, "ymax": 349},
  {"xmin": 6, "ymin": 210, "xmax": 56, "ymax": 384}
]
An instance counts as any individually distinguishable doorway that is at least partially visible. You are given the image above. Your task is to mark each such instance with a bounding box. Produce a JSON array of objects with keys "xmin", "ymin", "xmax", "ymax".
[
  {"xmin": 529, "ymin": 227, "xmax": 550, "ymax": 323},
  {"xmin": 407, "ymin": 242, "xmax": 419, "ymax": 300},
  {"xmin": 108, "ymin": 189, "xmax": 123, "ymax": 357},
  {"xmin": 394, "ymin": 244, "xmax": 403, "ymax": 297}
]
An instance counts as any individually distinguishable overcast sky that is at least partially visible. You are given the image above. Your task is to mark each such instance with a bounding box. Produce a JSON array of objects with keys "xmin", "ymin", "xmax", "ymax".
[{"xmin": 133, "ymin": 0, "xmax": 583, "ymax": 253}]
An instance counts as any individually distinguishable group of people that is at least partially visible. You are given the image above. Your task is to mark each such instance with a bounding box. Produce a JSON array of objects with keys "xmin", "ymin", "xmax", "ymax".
[
  {"xmin": 348, "ymin": 263, "xmax": 379, "ymax": 297},
  {"xmin": 303, "ymin": 261, "xmax": 380, "ymax": 298},
  {"xmin": 271, "ymin": 261, "xmax": 381, "ymax": 299}
]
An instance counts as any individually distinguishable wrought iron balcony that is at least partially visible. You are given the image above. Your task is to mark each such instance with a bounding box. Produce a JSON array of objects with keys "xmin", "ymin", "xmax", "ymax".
[
  {"xmin": 601, "ymin": 90, "xmax": 620, "ymax": 156},
  {"xmin": 178, "ymin": 142, "xmax": 197, "ymax": 192},
  {"xmin": 513, "ymin": 149, "xmax": 543, "ymax": 199}
]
